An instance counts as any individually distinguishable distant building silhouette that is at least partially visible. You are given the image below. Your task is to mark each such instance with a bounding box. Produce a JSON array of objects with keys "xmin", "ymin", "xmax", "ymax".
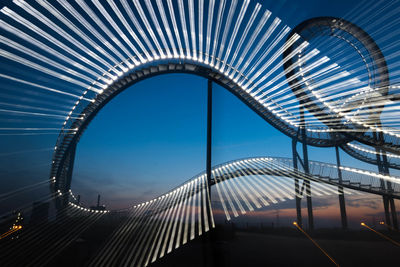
[{"xmin": 90, "ymin": 194, "xmax": 106, "ymax": 211}]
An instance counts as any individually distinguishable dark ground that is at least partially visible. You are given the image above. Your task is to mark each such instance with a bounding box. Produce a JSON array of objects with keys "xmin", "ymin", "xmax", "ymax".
[
  {"xmin": 151, "ymin": 226, "xmax": 400, "ymax": 267},
  {"xmin": 4, "ymin": 217, "xmax": 400, "ymax": 267}
]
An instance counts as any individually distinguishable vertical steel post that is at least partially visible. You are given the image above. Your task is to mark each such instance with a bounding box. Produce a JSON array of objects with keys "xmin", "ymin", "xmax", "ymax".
[
  {"xmin": 65, "ymin": 142, "xmax": 76, "ymax": 192},
  {"xmin": 56, "ymin": 142, "xmax": 76, "ymax": 217},
  {"xmin": 63, "ymin": 142, "xmax": 77, "ymax": 208},
  {"xmin": 299, "ymin": 107, "xmax": 313, "ymax": 230},
  {"xmin": 335, "ymin": 146, "xmax": 348, "ymax": 229},
  {"xmin": 376, "ymin": 152, "xmax": 391, "ymax": 227},
  {"xmin": 206, "ymin": 79, "xmax": 212, "ymax": 190},
  {"xmin": 292, "ymin": 138, "xmax": 302, "ymax": 227},
  {"xmin": 374, "ymin": 132, "xmax": 392, "ymax": 227},
  {"xmin": 204, "ymin": 79, "xmax": 214, "ymax": 267},
  {"xmin": 389, "ymin": 198, "xmax": 398, "ymax": 230},
  {"xmin": 301, "ymin": 126, "xmax": 314, "ymax": 230},
  {"xmin": 381, "ymin": 149, "xmax": 398, "ymax": 230}
]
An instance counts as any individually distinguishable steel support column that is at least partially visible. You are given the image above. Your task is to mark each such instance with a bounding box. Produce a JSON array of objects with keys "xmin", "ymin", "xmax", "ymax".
[
  {"xmin": 206, "ymin": 79, "xmax": 212, "ymax": 188},
  {"xmin": 204, "ymin": 79, "xmax": 214, "ymax": 267},
  {"xmin": 205, "ymin": 79, "xmax": 214, "ymax": 227},
  {"xmin": 292, "ymin": 138, "xmax": 302, "ymax": 228},
  {"xmin": 376, "ymin": 152, "xmax": 392, "ymax": 227},
  {"xmin": 335, "ymin": 146, "xmax": 348, "ymax": 229},
  {"xmin": 381, "ymin": 148, "xmax": 398, "ymax": 230},
  {"xmin": 374, "ymin": 132, "xmax": 392, "ymax": 228},
  {"xmin": 56, "ymin": 142, "xmax": 76, "ymax": 214},
  {"xmin": 65, "ymin": 142, "xmax": 76, "ymax": 193},
  {"xmin": 301, "ymin": 125, "xmax": 314, "ymax": 230},
  {"xmin": 389, "ymin": 198, "xmax": 398, "ymax": 230}
]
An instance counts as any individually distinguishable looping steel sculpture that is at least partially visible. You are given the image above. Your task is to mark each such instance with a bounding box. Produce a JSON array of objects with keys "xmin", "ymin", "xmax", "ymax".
[{"xmin": 283, "ymin": 16, "xmax": 390, "ymax": 146}]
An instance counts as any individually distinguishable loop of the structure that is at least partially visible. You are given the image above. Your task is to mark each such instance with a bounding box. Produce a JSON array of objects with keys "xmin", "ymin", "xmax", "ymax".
[{"xmin": 283, "ymin": 16, "xmax": 391, "ymax": 147}]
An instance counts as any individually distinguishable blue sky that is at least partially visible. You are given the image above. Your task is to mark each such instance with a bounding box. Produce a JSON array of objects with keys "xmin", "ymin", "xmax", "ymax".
[
  {"xmin": 71, "ymin": 70, "xmax": 382, "ymax": 209},
  {"xmin": 72, "ymin": 73, "xmax": 295, "ymax": 207},
  {"xmin": 69, "ymin": 0, "xmax": 370, "ymax": 208},
  {"xmin": 0, "ymin": 0, "xmax": 393, "ymax": 220}
]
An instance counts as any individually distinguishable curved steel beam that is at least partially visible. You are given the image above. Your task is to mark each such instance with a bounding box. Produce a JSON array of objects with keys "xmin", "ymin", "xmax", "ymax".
[
  {"xmin": 283, "ymin": 17, "xmax": 399, "ymax": 154},
  {"xmin": 51, "ymin": 62, "xmax": 347, "ymax": 196}
]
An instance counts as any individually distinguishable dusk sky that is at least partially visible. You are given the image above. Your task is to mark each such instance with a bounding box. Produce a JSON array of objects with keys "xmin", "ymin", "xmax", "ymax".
[
  {"xmin": 0, "ymin": 0, "xmax": 397, "ymax": 229},
  {"xmin": 4, "ymin": 1, "xmax": 400, "ymax": 266}
]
